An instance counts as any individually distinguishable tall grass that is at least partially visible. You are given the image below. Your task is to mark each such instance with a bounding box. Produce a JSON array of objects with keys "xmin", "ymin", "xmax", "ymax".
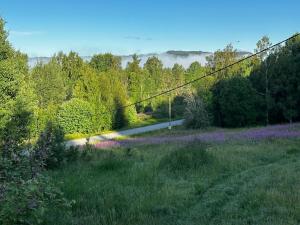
[{"xmin": 46, "ymin": 138, "xmax": 300, "ymax": 225}]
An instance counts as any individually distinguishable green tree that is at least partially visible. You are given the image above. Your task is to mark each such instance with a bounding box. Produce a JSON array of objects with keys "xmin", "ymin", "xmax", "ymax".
[
  {"xmin": 255, "ymin": 36, "xmax": 272, "ymax": 124},
  {"xmin": 144, "ymin": 56, "xmax": 163, "ymax": 87},
  {"xmin": 212, "ymin": 76, "xmax": 260, "ymax": 127},
  {"xmin": 53, "ymin": 51, "xmax": 84, "ymax": 99},
  {"xmin": 90, "ymin": 53, "xmax": 121, "ymax": 72},
  {"xmin": 184, "ymin": 93, "xmax": 210, "ymax": 129},
  {"xmin": 0, "ymin": 18, "xmax": 13, "ymax": 60},
  {"xmin": 206, "ymin": 44, "xmax": 239, "ymax": 80},
  {"xmin": 126, "ymin": 54, "xmax": 144, "ymax": 109},
  {"xmin": 0, "ymin": 100, "xmax": 32, "ymax": 157},
  {"xmin": 144, "ymin": 56, "xmax": 164, "ymax": 109},
  {"xmin": 0, "ymin": 18, "xmax": 29, "ymax": 129},
  {"xmin": 31, "ymin": 61, "xmax": 66, "ymax": 107},
  {"xmin": 250, "ymin": 34, "xmax": 300, "ymax": 123},
  {"xmin": 171, "ymin": 63, "xmax": 185, "ymax": 94}
]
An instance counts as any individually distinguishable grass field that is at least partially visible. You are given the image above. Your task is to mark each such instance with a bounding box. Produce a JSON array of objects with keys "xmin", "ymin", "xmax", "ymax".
[{"xmin": 46, "ymin": 130, "xmax": 300, "ymax": 225}]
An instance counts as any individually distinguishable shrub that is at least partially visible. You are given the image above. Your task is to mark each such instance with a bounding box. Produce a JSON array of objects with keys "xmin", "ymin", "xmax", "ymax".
[
  {"xmin": 183, "ymin": 94, "xmax": 210, "ymax": 129},
  {"xmin": 31, "ymin": 103, "xmax": 58, "ymax": 137},
  {"xmin": 159, "ymin": 142, "xmax": 211, "ymax": 172},
  {"xmin": 65, "ymin": 145, "xmax": 80, "ymax": 162},
  {"xmin": 57, "ymin": 98, "xmax": 95, "ymax": 134},
  {"xmin": 125, "ymin": 104, "xmax": 138, "ymax": 125},
  {"xmin": 0, "ymin": 175, "xmax": 70, "ymax": 225},
  {"xmin": 93, "ymin": 104, "xmax": 112, "ymax": 131},
  {"xmin": 0, "ymin": 108, "xmax": 70, "ymax": 225},
  {"xmin": 34, "ymin": 122, "xmax": 66, "ymax": 169}
]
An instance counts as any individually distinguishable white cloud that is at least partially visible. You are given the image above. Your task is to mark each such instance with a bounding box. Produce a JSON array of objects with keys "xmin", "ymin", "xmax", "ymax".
[{"xmin": 9, "ymin": 30, "xmax": 44, "ymax": 36}]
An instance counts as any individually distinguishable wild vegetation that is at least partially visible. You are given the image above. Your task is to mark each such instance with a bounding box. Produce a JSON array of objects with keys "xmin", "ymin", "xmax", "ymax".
[
  {"xmin": 46, "ymin": 137, "xmax": 300, "ymax": 225},
  {"xmin": 0, "ymin": 15, "xmax": 300, "ymax": 224}
]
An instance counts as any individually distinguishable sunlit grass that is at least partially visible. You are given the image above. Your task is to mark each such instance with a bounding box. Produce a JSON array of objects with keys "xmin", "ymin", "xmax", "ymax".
[{"xmin": 47, "ymin": 137, "xmax": 300, "ymax": 225}]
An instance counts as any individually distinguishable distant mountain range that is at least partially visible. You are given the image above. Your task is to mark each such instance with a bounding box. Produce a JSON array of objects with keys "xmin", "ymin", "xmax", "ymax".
[{"xmin": 28, "ymin": 50, "xmax": 252, "ymax": 69}]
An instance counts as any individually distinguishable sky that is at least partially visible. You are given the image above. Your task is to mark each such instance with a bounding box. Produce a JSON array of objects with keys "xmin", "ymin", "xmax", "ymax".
[{"xmin": 0, "ymin": 0, "xmax": 299, "ymax": 57}]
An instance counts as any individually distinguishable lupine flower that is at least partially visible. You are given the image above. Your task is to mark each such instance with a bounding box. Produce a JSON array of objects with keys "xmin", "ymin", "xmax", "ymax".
[{"xmin": 94, "ymin": 123, "xmax": 300, "ymax": 149}]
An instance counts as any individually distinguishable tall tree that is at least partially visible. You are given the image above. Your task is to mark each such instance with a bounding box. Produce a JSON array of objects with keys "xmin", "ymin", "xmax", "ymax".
[
  {"xmin": 126, "ymin": 54, "xmax": 145, "ymax": 110},
  {"xmin": 0, "ymin": 18, "xmax": 29, "ymax": 129},
  {"xmin": 250, "ymin": 34, "xmax": 300, "ymax": 123},
  {"xmin": 54, "ymin": 51, "xmax": 84, "ymax": 99},
  {"xmin": 90, "ymin": 53, "xmax": 121, "ymax": 72},
  {"xmin": 254, "ymin": 36, "xmax": 272, "ymax": 124},
  {"xmin": 0, "ymin": 18, "xmax": 13, "ymax": 61},
  {"xmin": 206, "ymin": 44, "xmax": 238, "ymax": 80},
  {"xmin": 31, "ymin": 60, "xmax": 66, "ymax": 107}
]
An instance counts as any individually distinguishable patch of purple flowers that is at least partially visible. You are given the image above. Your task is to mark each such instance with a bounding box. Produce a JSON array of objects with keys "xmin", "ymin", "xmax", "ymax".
[{"xmin": 94, "ymin": 123, "xmax": 300, "ymax": 149}]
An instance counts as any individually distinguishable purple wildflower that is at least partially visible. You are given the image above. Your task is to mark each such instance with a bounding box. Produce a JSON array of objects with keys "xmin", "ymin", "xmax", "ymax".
[{"xmin": 94, "ymin": 123, "xmax": 300, "ymax": 149}]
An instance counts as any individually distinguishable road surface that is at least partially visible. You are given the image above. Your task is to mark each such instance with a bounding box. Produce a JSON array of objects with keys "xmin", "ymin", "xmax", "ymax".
[{"xmin": 66, "ymin": 119, "xmax": 184, "ymax": 147}]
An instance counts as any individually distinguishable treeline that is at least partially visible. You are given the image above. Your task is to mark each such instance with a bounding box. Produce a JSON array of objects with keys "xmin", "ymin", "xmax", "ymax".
[
  {"xmin": 209, "ymin": 35, "xmax": 300, "ymax": 127},
  {"xmin": 1, "ymin": 17, "xmax": 300, "ymax": 138}
]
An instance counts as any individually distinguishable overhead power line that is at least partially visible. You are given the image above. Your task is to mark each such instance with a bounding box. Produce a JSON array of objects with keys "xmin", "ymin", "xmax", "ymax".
[{"xmin": 122, "ymin": 33, "xmax": 299, "ymax": 109}]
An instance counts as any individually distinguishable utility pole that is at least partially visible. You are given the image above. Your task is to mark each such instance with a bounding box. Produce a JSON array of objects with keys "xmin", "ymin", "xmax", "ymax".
[
  {"xmin": 265, "ymin": 65, "xmax": 269, "ymax": 126},
  {"xmin": 168, "ymin": 94, "xmax": 172, "ymax": 130}
]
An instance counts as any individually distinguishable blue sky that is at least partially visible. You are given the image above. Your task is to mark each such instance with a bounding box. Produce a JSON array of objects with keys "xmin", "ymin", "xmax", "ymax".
[{"xmin": 0, "ymin": 0, "xmax": 299, "ymax": 57}]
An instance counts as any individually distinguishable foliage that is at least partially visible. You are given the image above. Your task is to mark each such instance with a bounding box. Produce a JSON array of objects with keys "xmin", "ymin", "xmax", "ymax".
[
  {"xmin": 184, "ymin": 93, "xmax": 210, "ymax": 129},
  {"xmin": 0, "ymin": 18, "xmax": 13, "ymax": 60},
  {"xmin": 0, "ymin": 100, "xmax": 32, "ymax": 157},
  {"xmin": 250, "ymin": 34, "xmax": 300, "ymax": 124},
  {"xmin": 34, "ymin": 122, "xmax": 66, "ymax": 169},
  {"xmin": 0, "ymin": 175, "xmax": 69, "ymax": 225},
  {"xmin": 206, "ymin": 44, "xmax": 239, "ymax": 79},
  {"xmin": 124, "ymin": 103, "xmax": 138, "ymax": 125},
  {"xmin": 0, "ymin": 104, "xmax": 70, "ymax": 225},
  {"xmin": 57, "ymin": 98, "xmax": 95, "ymax": 134},
  {"xmin": 212, "ymin": 76, "xmax": 260, "ymax": 127},
  {"xmin": 31, "ymin": 61, "xmax": 66, "ymax": 107},
  {"xmin": 90, "ymin": 53, "xmax": 121, "ymax": 72}
]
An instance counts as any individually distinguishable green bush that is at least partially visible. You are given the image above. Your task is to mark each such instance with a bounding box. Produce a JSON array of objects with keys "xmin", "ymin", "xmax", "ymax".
[
  {"xmin": 57, "ymin": 98, "xmax": 95, "ymax": 134},
  {"xmin": 93, "ymin": 104, "xmax": 113, "ymax": 131},
  {"xmin": 31, "ymin": 104, "xmax": 59, "ymax": 137},
  {"xmin": 211, "ymin": 76, "xmax": 260, "ymax": 127},
  {"xmin": 0, "ymin": 107, "xmax": 70, "ymax": 225},
  {"xmin": 34, "ymin": 122, "xmax": 67, "ymax": 169},
  {"xmin": 0, "ymin": 175, "xmax": 70, "ymax": 225},
  {"xmin": 184, "ymin": 94, "xmax": 210, "ymax": 129},
  {"xmin": 125, "ymin": 104, "xmax": 138, "ymax": 125}
]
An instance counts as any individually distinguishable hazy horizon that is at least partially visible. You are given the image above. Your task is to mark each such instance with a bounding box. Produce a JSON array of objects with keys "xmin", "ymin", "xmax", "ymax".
[{"xmin": 1, "ymin": 0, "xmax": 299, "ymax": 57}]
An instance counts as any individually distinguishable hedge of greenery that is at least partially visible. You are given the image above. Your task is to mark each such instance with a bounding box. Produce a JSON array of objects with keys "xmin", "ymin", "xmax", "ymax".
[{"xmin": 57, "ymin": 98, "xmax": 95, "ymax": 134}]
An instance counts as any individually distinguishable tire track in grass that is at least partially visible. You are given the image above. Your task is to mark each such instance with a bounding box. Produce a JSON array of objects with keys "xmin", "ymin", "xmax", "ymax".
[{"xmin": 186, "ymin": 156, "xmax": 299, "ymax": 224}]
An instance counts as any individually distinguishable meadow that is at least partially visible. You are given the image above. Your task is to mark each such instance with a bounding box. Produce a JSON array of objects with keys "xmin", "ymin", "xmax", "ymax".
[{"xmin": 46, "ymin": 127, "xmax": 300, "ymax": 225}]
